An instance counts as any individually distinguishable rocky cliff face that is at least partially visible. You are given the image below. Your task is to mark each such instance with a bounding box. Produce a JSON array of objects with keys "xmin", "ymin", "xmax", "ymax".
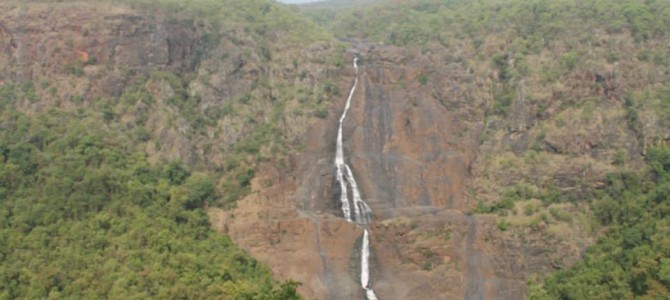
[
  {"xmin": 5, "ymin": 1, "xmax": 669, "ymax": 299},
  {"xmin": 0, "ymin": 3, "xmax": 198, "ymax": 93},
  {"xmin": 0, "ymin": 0, "xmax": 339, "ymax": 187},
  {"xmin": 211, "ymin": 24, "xmax": 668, "ymax": 297},
  {"xmin": 209, "ymin": 43, "xmax": 561, "ymax": 299}
]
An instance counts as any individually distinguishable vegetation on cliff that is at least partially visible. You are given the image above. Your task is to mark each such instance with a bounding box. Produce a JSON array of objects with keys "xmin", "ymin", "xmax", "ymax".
[
  {"xmin": 317, "ymin": 0, "xmax": 667, "ymax": 43},
  {"xmin": 0, "ymin": 0, "xmax": 339, "ymax": 298},
  {"xmin": 4, "ymin": 0, "xmax": 339, "ymax": 208},
  {"xmin": 530, "ymin": 146, "xmax": 670, "ymax": 298},
  {"xmin": 2, "ymin": 0, "xmax": 669, "ymax": 298},
  {"xmin": 306, "ymin": 0, "xmax": 670, "ymax": 298},
  {"xmin": 0, "ymin": 107, "xmax": 300, "ymax": 299}
]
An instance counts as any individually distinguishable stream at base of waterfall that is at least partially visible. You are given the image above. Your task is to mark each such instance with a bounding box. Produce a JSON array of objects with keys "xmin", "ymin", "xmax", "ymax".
[{"xmin": 334, "ymin": 57, "xmax": 379, "ymax": 300}]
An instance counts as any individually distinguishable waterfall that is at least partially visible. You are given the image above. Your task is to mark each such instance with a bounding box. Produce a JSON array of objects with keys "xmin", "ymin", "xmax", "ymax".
[
  {"xmin": 334, "ymin": 57, "xmax": 379, "ymax": 300},
  {"xmin": 361, "ymin": 229, "xmax": 378, "ymax": 300}
]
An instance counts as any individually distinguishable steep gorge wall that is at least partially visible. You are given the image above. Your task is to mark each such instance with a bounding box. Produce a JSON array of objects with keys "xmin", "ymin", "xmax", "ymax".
[
  {"xmin": 0, "ymin": 0, "xmax": 340, "ymax": 176},
  {"xmin": 352, "ymin": 45, "xmax": 476, "ymax": 212},
  {"xmin": 5, "ymin": 1, "xmax": 668, "ymax": 299},
  {"xmin": 0, "ymin": 3, "xmax": 199, "ymax": 95},
  {"xmin": 211, "ymin": 44, "xmax": 543, "ymax": 299},
  {"xmin": 213, "ymin": 25, "xmax": 668, "ymax": 296}
]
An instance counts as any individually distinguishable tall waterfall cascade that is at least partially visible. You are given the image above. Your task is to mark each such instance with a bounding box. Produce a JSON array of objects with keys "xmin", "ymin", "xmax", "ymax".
[{"xmin": 334, "ymin": 57, "xmax": 379, "ymax": 300}]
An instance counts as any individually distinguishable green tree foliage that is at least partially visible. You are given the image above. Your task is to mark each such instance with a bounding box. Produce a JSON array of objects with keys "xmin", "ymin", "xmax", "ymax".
[
  {"xmin": 532, "ymin": 147, "xmax": 670, "ymax": 299},
  {"xmin": 306, "ymin": 0, "xmax": 669, "ymax": 47},
  {"xmin": 117, "ymin": 0, "xmax": 331, "ymax": 44},
  {"xmin": 0, "ymin": 108, "xmax": 300, "ymax": 299}
]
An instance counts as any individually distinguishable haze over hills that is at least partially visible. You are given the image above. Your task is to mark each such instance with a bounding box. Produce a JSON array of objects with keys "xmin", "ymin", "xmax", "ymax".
[
  {"xmin": 277, "ymin": 0, "xmax": 324, "ymax": 3},
  {"xmin": 1, "ymin": 0, "xmax": 669, "ymax": 299}
]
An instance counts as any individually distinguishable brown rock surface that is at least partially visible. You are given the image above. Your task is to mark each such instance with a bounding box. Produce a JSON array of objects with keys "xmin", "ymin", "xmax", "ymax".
[{"xmin": 210, "ymin": 45, "xmax": 540, "ymax": 299}]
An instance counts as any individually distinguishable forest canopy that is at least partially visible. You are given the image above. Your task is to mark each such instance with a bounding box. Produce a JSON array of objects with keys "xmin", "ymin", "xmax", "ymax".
[{"xmin": 0, "ymin": 105, "xmax": 300, "ymax": 299}]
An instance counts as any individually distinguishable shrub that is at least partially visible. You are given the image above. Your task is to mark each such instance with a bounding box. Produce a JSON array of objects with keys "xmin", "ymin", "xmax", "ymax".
[
  {"xmin": 549, "ymin": 207, "xmax": 573, "ymax": 223},
  {"xmin": 423, "ymin": 260, "xmax": 433, "ymax": 271},
  {"xmin": 498, "ymin": 219, "xmax": 509, "ymax": 231},
  {"xmin": 313, "ymin": 106, "xmax": 328, "ymax": 118},
  {"xmin": 560, "ymin": 51, "xmax": 578, "ymax": 71},
  {"xmin": 418, "ymin": 74, "xmax": 428, "ymax": 85},
  {"xmin": 164, "ymin": 161, "xmax": 190, "ymax": 185},
  {"xmin": 614, "ymin": 149, "xmax": 627, "ymax": 166},
  {"xmin": 524, "ymin": 202, "xmax": 538, "ymax": 216}
]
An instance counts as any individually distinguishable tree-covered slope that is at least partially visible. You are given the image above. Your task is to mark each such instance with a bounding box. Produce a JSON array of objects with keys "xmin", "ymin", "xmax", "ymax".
[
  {"xmin": 2, "ymin": 0, "xmax": 670, "ymax": 298},
  {"xmin": 0, "ymin": 0, "xmax": 340, "ymax": 298},
  {"xmin": 306, "ymin": 0, "xmax": 670, "ymax": 47},
  {"xmin": 0, "ymin": 108, "xmax": 299, "ymax": 299},
  {"xmin": 531, "ymin": 147, "xmax": 670, "ymax": 299},
  {"xmin": 0, "ymin": 0, "xmax": 342, "ymax": 205}
]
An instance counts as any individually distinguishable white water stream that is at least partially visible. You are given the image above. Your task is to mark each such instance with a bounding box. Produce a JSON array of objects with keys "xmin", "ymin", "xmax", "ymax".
[
  {"xmin": 334, "ymin": 57, "xmax": 379, "ymax": 300},
  {"xmin": 361, "ymin": 229, "xmax": 378, "ymax": 300}
]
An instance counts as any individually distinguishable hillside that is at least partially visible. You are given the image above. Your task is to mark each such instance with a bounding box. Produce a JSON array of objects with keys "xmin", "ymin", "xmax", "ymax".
[
  {"xmin": 300, "ymin": 0, "xmax": 670, "ymax": 298},
  {"xmin": 1, "ymin": 0, "xmax": 669, "ymax": 299},
  {"xmin": 0, "ymin": 0, "xmax": 335, "ymax": 298}
]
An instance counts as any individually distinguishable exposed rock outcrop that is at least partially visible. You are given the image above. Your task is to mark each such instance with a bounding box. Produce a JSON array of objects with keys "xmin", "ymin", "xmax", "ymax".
[{"xmin": 212, "ymin": 45, "xmax": 536, "ymax": 299}]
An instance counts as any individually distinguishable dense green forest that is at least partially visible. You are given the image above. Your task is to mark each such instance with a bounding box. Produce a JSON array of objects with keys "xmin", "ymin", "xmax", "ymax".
[
  {"xmin": 306, "ymin": 0, "xmax": 670, "ymax": 47},
  {"xmin": 530, "ymin": 146, "xmax": 670, "ymax": 299},
  {"xmin": 0, "ymin": 0, "xmax": 318, "ymax": 299},
  {"xmin": 0, "ymin": 105, "xmax": 299, "ymax": 298}
]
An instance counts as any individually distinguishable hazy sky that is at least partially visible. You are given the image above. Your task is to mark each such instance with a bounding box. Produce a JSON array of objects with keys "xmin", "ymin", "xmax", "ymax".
[{"xmin": 277, "ymin": 0, "xmax": 324, "ymax": 3}]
